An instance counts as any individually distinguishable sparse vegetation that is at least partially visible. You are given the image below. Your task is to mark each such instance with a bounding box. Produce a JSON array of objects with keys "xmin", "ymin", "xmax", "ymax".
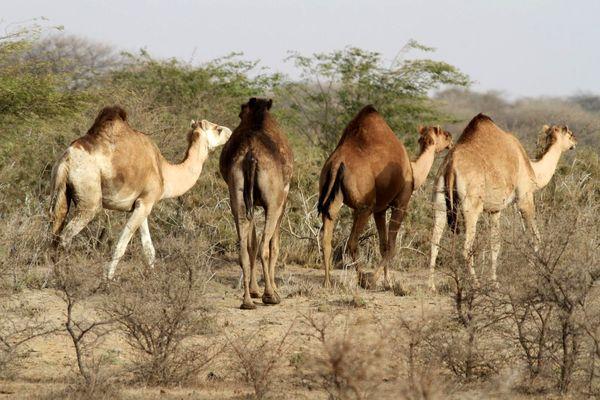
[{"xmin": 0, "ymin": 22, "xmax": 598, "ymax": 399}]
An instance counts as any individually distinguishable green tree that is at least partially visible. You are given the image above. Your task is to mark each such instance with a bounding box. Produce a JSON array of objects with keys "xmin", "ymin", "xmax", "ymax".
[
  {"xmin": 0, "ymin": 22, "xmax": 88, "ymax": 121},
  {"xmin": 281, "ymin": 41, "xmax": 470, "ymax": 149},
  {"xmin": 111, "ymin": 51, "xmax": 282, "ymax": 120}
]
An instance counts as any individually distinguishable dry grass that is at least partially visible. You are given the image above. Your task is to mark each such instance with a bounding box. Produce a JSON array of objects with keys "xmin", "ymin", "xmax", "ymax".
[{"xmin": 0, "ymin": 82, "xmax": 598, "ymax": 399}]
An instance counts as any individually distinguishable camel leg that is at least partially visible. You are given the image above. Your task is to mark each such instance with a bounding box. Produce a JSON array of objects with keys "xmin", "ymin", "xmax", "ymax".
[
  {"xmin": 248, "ymin": 220, "xmax": 260, "ymax": 298},
  {"xmin": 106, "ymin": 199, "xmax": 153, "ymax": 280},
  {"xmin": 321, "ymin": 195, "xmax": 343, "ymax": 288},
  {"xmin": 139, "ymin": 218, "xmax": 156, "ymax": 268},
  {"xmin": 259, "ymin": 205, "xmax": 282, "ymax": 305},
  {"xmin": 236, "ymin": 217, "xmax": 255, "ymax": 309},
  {"xmin": 461, "ymin": 203, "xmax": 482, "ymax": 284},
  {"xmin": 348, "ymin": 209, "xmax": 372, "ymax": 289},
  {"xmin": 229, "ymin": 183, "xmax": 256, "ymax": 309},
  {"xmin": 380, "ymin": 200, "xmax": 409, "ymax": 289},
  {"xmin": 347, "ymin": 209, "xmax": 372, "ymax": 267},
  {"xmin": 58, "ymin": 207, "xmax": 98, "ymax": 249},
  {"xmin": 489, "ymin": 211, "xmax": 501, "ymax": 285},
  {"xmin": 429, "ymin": 175, "xmax": 447, "ymax": 291},
  {"xmin": 270, "ymin": 200, "xmax": 287, "ymax": 292},
  {"xmin": 518, "ymin": 194, "xmax": 541, "ymax": 252},
  {"xmin": 373, "ymin": 210, "xmax": 388, "ymax": 258},
  {"xmin": 268, "ymin": 207, "xmax": 285, "ymax": 301}
]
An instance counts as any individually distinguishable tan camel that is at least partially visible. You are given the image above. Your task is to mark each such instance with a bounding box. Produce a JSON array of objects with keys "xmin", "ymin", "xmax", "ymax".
[
  {"xmin": 428, "ymin": 114, "xmax": 577, "ymax": 290},
  {"xmin": 318, "ymin": 105, "xmax": 453, "ymax": 289},
  {"xmin": 50, "ymin": 106, "xmax": 232, "ymax": 279},
  {"xmin": 220, "ymin": 98, "xmax": 293, "ymax": 309}
]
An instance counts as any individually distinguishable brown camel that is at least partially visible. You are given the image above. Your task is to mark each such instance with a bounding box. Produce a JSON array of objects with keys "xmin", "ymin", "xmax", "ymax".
[
  {"xmin": 318, "ymin": 105, "xmax": 453, "ymax": 289},
  {"xmin": 428, "ymin": 114, "xmax": 577, "ymax": 290},
  {"xmin": 220, "ymin": 98, "xmax": 293, "ymax": 309},
  {"xmin": 50, "ymin": 106, "xmax": 232, "ymax": 279}
]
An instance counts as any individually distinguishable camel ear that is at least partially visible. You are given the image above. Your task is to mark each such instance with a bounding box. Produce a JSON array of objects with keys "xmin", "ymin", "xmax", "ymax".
[
  {"xmin": 249, "ymin": 97, "xmax": 257, "ymax": 107},
  {"xmin": 190, "ymin": 119, "xmax": 197, "ymax": 129},
  {"xmin": 542, "ymin": 124, "xmax": 550, "ymax": 133},
  {"xmin": 267, "ymin": 99, "xmax": 273, "ymax": 110}
]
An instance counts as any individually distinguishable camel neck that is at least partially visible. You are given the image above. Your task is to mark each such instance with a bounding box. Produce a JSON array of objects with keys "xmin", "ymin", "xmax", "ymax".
[
  {"xmin": 411, "ymin": 145, "xmax": 436, "ymax": 190},
  {"xmin": 160, "ymin": 137, "xmax": 209, "ymax": 199},
  {"xmin": 530, "ymin": 142, "xmax": 562, "ymax": 189}
]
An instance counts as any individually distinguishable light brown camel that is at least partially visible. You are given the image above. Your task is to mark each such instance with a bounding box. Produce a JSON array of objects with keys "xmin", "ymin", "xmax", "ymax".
[
  {"xmin": 220, "ymin": 98, "xmax": 293, "ymax": 309},
  {"xmin": 50, "ymin": 106, "xmax": 231, "ymax": 279},
  {"xmin": 318, "ymin": 105, "xmax": 453, "ymax": 289},
  {"xmin": 428, "ymin": 114, "xmax": 577, "ymax": 290}
]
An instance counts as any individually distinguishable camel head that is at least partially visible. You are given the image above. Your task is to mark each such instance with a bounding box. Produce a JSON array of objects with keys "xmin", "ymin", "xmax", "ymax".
[
  {"xmin": 189, "ymin": 119, "xmax": 232, "ymax": 151},
  {"xmin": 418, "ymin": 125, "xmax": 453, "ymax": 153},
  {"xmin": 239, "ymin": 97, "xmax": 273, "ymax": 123},
  {"xmin": 541, "ymin": 124, "xmax": 577, "ymax": 152}
]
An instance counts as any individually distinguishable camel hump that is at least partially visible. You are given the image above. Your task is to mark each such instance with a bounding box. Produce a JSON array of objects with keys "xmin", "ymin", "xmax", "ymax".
[
  {"xmin": 87, "ymin": 106, "xmax": 128, "ymax": 136},
  {"xmin": 358, "ymin": 104, "xmax": 378, "ymax": 115},
  {"xmin": 339, "ymin": 105, "xmax": 382, "ymax": 139},
  {"xmin": 464, "ymin": 113, "xmax": 494, "ymax": 133}
]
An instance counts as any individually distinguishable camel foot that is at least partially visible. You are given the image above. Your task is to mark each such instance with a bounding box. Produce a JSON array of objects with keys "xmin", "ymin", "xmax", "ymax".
[
  {"xmin": 428, "ymin": 277, "xmax": 437, "ymax": 293},
  {"xmin": 96, "ymin": 279, "xmax": 112, "ymax": 294},
  {"xmin": 383, "ymin": 279, "xmax": 393, "ymax": 291},
  {"xmin": 262, "ymin": 293, "xmax": 280, "ymax": 305},
  {"xmin": 357, "ymin": 271, "xmax": 377, "ymax": 290},
  {"xmin": 323, "ymin": 278, "xmax": 332, "ymax": 289},
  {"xmin": 250, "ymin": 291, "xmax": 261, "ymax": 299},
  {"xmin": 240, "ymin": 301, "xmax": 257, "ymax": 310}
]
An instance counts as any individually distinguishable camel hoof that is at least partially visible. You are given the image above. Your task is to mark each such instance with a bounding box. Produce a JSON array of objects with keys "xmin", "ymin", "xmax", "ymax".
[
  {"xmin": 357, "ymin": 271, "xmax": 377, "ymax": 290},
  {"xmin": 240, "ymin": 301, "xmax": 257, "ymax": 310},
  {"xmin": 262, "ymin": 293, "xmax": 280, "ymax": 305},
  {"xmin": 323, "ymin": 279, "xmax": 332, "ymax": 289},
  {"xmin": 250, "ymin": 291, "xmax": 261, "ymax": 299}
]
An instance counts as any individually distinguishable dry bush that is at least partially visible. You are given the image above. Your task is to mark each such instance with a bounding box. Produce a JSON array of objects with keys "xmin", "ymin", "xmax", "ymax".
[
  {"xmin": 102, "ymin": 259, "xmax": 222, "ymax": 386},
  {"xmin": 52, "ymin": 262, "xmax": 118, "ymax": 398},
  {"xmin": 426, "ymin": 236, "xmax": 513, "ymax": 382},
  {"xmin": 390, "ymin": 316, "xmax": 447, "ymax": 400},
  {"xmin": 299, "ymin": 313, "xmax": 389, "ymax": 400},
  {"xmin": 227, "ymin": 323, "xmax": 295, "ymax": 399},
  {"xmin": 298, "ymin": 312, "xmax": 448, "ymax": 400},
  {"xmin": 497, "ymin": 157, "xmax": 600, "ymax": 395},
  {"xmin": 0, "ymin": 205, "xmax": 52, "ymax": 290},
  {"xmin": 0, "ymin": 295, "xmax": 56, "ymax": 377}
]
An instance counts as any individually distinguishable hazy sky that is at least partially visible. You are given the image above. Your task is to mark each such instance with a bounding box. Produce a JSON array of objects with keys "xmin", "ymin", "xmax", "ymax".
[{"xmin": 3, "ymin": 0, "xmax": 599, "ymax": 98}]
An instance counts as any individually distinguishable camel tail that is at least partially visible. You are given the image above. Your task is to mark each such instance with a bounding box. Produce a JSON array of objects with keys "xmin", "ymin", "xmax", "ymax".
[
  {"xmin": 317, "ymin": 162, "xmax": 345, "ymax": 220},
  {"xmin": 444, "ymin": 167, "xmax": 460, "ymax": 234},
  {"xmin": 49, "ymin": 157, "xmax": 70, "ymax": 246},
  {"xmin": 243, "ymin": 151, "xmax": 258, "ymax": 220}
]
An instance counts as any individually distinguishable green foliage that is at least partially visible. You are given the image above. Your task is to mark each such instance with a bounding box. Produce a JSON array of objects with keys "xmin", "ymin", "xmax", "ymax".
[
  {"xmin": 0, "ymin": 25, "xmax": 88, "ymax": 121},
  {"xmin": 111, "ymin": 51, "xmax": 282, "ymax": 118},
  {"xmin": 281, "ymin": 42, "xmax": 470, "ymax": 149}
]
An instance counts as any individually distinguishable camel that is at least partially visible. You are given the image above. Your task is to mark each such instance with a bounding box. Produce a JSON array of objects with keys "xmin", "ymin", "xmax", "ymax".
[
  {"xmin": 50, "ymin": 106, "xmax": 232, "ymax": 279},
  {"xmin": 318, "ymin": 105, "xmax": 453, "ymax": 289},
  {"xmin": 220, "ymin": 98, "xmax": 293, "ymax": 309},
  {"xmin": 428, "ymin": 114, "xmax": 577, "ymax": 290}
]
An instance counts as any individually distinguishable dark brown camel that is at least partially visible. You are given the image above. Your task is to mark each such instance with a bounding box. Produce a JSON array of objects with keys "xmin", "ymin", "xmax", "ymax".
[
  {"xmin": 220, "ymin": 98, "xmax": 294, "ymax": 309},
  {"xmin": 318, "ymin": 105, "xmax": 453, "ymax": 289}
]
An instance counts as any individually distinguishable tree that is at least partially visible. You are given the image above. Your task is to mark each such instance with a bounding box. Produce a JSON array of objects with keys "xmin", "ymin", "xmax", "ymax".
[
  {"xmin": 0, "ymin": 23, "xmax": 88, "ymax": 120},
  {"xmin": 280, "ymin": 41, "xmax": 470, "ymax": 148}
]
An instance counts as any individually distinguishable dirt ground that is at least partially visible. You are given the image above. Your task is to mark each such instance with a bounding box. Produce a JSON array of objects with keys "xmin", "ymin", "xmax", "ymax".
[{"xmin": 0, "ymin": 258, "xmax": 466, "ymax": 400}]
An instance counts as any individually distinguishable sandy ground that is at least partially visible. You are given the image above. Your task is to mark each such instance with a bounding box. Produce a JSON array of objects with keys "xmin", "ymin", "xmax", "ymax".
[{"xmin": 0, "ymin": 260, "xmax": 476, "ymax": 399}]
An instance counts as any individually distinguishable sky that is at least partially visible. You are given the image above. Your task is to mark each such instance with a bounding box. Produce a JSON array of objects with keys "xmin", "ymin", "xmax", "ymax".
[{"xmin": 3, "ymin": 0, "xmax": 600, "ymax": 98}]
